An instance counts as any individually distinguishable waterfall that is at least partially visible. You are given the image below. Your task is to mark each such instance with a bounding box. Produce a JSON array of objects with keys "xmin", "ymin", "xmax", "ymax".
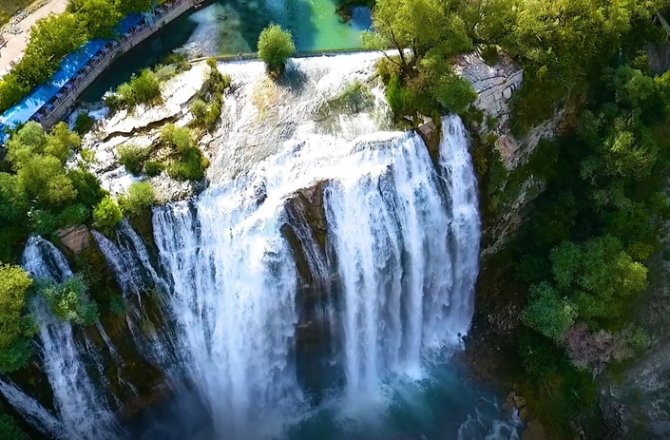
[
  {"xmin": 13, "ymin": 237, "xmax": 123, "ymax": 440},
  {"xmin": 153, "ymin": 192, "xmax": 303, "ymax": 438},
  {"xmin": 324, "ymin": 116, "xmax": 479, "ymax": 396},
  {"xmin": 92, "ymin": 220, "xmax": 178, "ymax": 378},
  {"xmin": 0, "ymin": 380, "xmax": 66, "ymax": 439},
  {"xmin": 149, "ymin": 111, "xmax": 480, "ymax": 437},
  {"xmin": 92, "ymin": 220, "xmax": 166, "ymax": 298}
]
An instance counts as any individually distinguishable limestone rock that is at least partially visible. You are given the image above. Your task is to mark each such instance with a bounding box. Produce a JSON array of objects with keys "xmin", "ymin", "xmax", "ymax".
[
  {"xmin": 57, "ymin": 226, "xmax": 92, "ymax": 254},
  {"xmin": 417, "ymin": 117, "xmax": 441, "ymax": 160},
  {"xmin": 454, "ymin": 52, "xmax": 522, "ymax": 126}
]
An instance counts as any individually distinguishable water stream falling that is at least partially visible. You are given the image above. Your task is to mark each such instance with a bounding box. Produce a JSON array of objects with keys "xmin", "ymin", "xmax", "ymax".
[
  {"xmin": 13, "ymin": 237, "xmax": 123, "ymax": 440},
  {"xmin": 2, "ymin": 54, "xmax": 517, "ymax": 440}
]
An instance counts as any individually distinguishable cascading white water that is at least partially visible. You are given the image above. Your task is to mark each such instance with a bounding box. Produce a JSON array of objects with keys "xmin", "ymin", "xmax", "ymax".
[
  {"xmin": 0, "ymin": 379, "xmax": 66, "ymax": 438},
  {"xmin": 153, "ymin": 191, "xmax": 303, "ymax": 438},
  {"xmin": 16, "ymin": 237, "xmax": 123, "ymax": 440},
  {"xmin": 324, "ymin": 116, "xmax": 479, "ymax": 397},
  {"xmin": 92, "ymin": 220, "xmax": 178, "ymax": 378},
  {"xmin": 145, "ymin": 55, "xmax": 482, "ymax": 438},
  {"xmin": 92, "ymin": 220, "xmax": 166, "ymax": 298},
  {"xmin": 4, "ymin": 53, "xmax": 502, "ymax": 440}
]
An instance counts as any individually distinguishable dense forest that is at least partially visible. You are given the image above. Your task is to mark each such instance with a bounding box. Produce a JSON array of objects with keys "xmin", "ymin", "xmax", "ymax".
[{"xmin": 1, "ymin": 0, "xmax": 670, "ymax": 438}]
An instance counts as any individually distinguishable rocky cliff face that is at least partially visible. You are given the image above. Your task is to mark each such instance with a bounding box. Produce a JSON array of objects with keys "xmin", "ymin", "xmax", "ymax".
[{"xmin": 454, "ymin": 53, "xmax": 563, "ymax": 257}]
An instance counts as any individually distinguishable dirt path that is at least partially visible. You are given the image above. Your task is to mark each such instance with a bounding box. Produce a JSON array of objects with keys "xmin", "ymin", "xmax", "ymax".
[{"xmin": 0, "ymin": 0, "xmax": 69, "ymax": 79}]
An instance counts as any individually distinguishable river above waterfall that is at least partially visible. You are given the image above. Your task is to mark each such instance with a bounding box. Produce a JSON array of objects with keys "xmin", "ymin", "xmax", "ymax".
[{"xmin": 80, "ymin": 0, "xmax": 371, "ymax": 102}]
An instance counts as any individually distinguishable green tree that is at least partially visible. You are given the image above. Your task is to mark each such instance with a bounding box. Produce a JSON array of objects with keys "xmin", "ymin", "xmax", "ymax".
[
  {"xmin": 39, "ymin": 275, "xmax": 99, "ymax": 326},
  {"xmin": 45, "ymin": 122, "xmax": 81, "ymax": 164},
  {"xmin": 362, "ymin": 0, "xmax": 470, "ymax": 75},
  {"xmin": 522, "ymin": 283, "xmax": 577, "ymax": 342},
  {"xmin": 119, "ymin": 181, "xmax": 156, "ymax": 218},
  {"xmin": 117, "ymin": 144, "xmax": 150, "ymax": 175},
  {"xmin": 93, "ymin": 196, "xmax": 123, "ymax": 234},
  {"xmin": 74, "ymin": 0, "xmax": 121, "ymax": 38},
  {"xmin": 114, "ymin": 0, "xmax": 153, "ymax": 14},
  {"xmin": 257, "ymin": 24, "xmax": 296, "ymax": 76}
]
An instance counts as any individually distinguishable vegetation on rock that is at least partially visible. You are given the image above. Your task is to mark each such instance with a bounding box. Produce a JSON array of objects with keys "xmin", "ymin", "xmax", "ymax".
[
  {"xmin": 258, "ymin": 24, "xmax": 296, "ymax": 77},
  {"xmin": 39, "ymin": 274, "xmax": 99, "ymax": 326},
  {"xmin": 119, "ymin": 181, "xmax": 156, "ymax": 218},
  {"xmin": 93, "ymin": 195, "xmax": 123, "ymax": 234},
  {"xmin": 0, "ymin": 122, "xmax": 106, "ymax": 259},
  {"xmin": 161, "ymin": 124, "xmax": 209, "ymax": 181},
  {"xmin": 0, "ymin": 265, "xmax": 34, "ymax": 373},
  {"xmin": 364, "ymin": 0, "xmax": 476, "ymax": 124}
]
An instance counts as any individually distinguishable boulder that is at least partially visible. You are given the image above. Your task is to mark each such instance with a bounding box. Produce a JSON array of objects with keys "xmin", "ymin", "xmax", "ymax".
[{"xmin": 57, "ymin": 226, "xmax": 92, "ymax": 254}]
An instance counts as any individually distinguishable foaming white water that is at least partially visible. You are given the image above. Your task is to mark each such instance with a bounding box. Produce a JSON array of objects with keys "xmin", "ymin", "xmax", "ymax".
[
  {"xmin": 0, "ymin": 379, "xmax": 66, "ymax": 439},
  {"xmin": 153, "ymin": 193, "xmax": 303, "ymax": 439},
  {"xmin": 16, "ymin": 237, "xmax": 123, "ymax": 440},
  {"xmin": 325, "ymin": 116, "xmax": 480, "ymax": 397},
  {"xmin": 143, "ymin": 52, "xmax": 482, "ymax": 438}
]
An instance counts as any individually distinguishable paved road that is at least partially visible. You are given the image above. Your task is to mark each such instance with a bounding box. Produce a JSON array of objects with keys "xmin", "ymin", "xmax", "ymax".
[{"xmin": 0, "ymin": 0, "xmax": 69, "ymax": 78}]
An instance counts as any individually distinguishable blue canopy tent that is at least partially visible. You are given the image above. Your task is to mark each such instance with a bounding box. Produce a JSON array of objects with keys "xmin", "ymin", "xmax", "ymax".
[{"xmin": 0, "ymin": 14, "xmax": 145, "ymax": 143}]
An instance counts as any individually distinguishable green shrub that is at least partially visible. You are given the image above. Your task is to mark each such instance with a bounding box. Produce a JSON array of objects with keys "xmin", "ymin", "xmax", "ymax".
[
  {"xmin": 119, "ymin": 181, "xmax": 155, "ymax": 218},
  {"xmin": 167, "ymin": 147, "xmax": 209, "ymax": 181},
  {"xmin": 160, "ymin": 124, "xmax": 193, "ymax": 152},
  {"xmin": 73, "ymin": 113, "xmax": 95, "ymax": 135},
  {"xmin": 433, "ymin": 74, "xmax": 477, "ymax": 115},
  {"xmin": 0, "ymin": 265, "xmax": 35, "ymax": 373},
  {"xmin": 67, "ymin": 169, "xmax": 106, "ymax": 209},
  {"xmin": 114, "ymin": 69, "xmax": 161, "ymax": 108},
  {"xmin": 144, "ymin": 160, "xmax": 164, "ymax": 177},
  {"xmin": 0, "ymin": 173, "xmax": 29, "ymax": 225},
  {"xmin": 0, "ymin": 413, "xmax": 27, "ymax": 440},
  {"xmin": 39, "ymin": 275, "xmax": 99, "ymax": 326},
  {"xmin": 190, "ymin": 99, "xmax": 208, "ymax": 121},
  {"xmin": 56, "ymin": 203, "xmax": 90, "ymax": 228},
  {"xmin": 28, "ymin": 209, "xmax": 58, "ymax": 236},
  {"xmin": 257, "ymin": 24, "xmax": 295, "ymax": 76},
  {"xmin": 93, "ymin": 196, "xmax": 122, "ymax": 234},
  {"xmin": 117, "ymin": 144, "xmax": 150, "ymax": 175}
]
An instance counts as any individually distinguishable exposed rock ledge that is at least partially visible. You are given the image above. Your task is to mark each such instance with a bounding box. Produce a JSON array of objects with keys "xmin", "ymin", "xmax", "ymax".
[
  {"xmin": 455, "ymin": 53, "xmax": 563, "ymax": 171},
  {"xmin": 79, "ymin": 63, "xmax": 207, "ymax": 200}
]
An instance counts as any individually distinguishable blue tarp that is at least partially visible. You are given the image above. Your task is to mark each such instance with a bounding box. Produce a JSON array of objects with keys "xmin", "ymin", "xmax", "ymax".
[{"xmin": 0, "ymin": 14, "xmax": 144, "ymax": 139}]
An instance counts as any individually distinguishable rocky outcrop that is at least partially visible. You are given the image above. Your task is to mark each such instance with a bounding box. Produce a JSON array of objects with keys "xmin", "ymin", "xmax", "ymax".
[
  {"xmin": 80, "ymin": 62, "xmax": 208, "ymax": 201},
  {"xmin": 455, "ymin": 52, "xmax": 563, "ymax": 171},
  {"xmin": 57, "ymin": 226, "xmax": 92, "ymax": 254},
  {"xmin": 455, "ymin": 53, "xmax": 564, "ymax": 256},
  {"xmin": 282, "ymin": 181, "xmax": 341, "ymax": 399}
]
